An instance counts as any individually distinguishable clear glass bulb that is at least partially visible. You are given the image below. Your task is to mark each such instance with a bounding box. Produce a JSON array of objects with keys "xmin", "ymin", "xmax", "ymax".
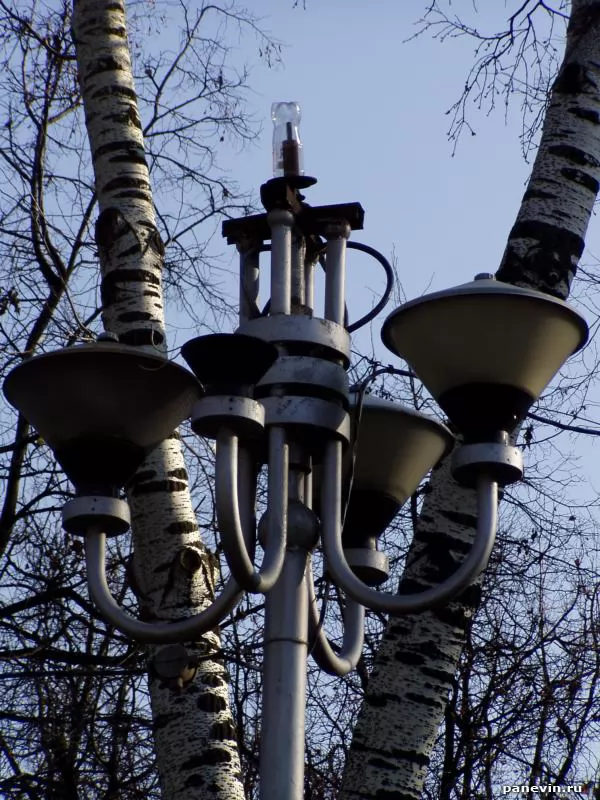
[{"xmin": 271, "ymin": 101, "xmax": 304, "ymax": 178}]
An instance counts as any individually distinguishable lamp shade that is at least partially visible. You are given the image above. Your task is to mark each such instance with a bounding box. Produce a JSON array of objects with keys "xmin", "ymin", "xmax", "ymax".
[
  {"xmin": 342, "ymin": 393, "xmax": 453, "ymax": 543},
  {"xmin": 3, "ymin": 343, "xmax": 202, "ymax": 491},
  {"xmin": 381, "ymin": 277, "xmax": 588, "ymax": 439},
  {"xmin": 181, "ymin": 333, "xmax": 278, "ymax": 395}
]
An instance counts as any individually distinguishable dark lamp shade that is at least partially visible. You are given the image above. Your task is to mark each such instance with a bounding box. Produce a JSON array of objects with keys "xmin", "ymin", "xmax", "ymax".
[
  {"xmin": 348, "ymin": 393, "xmax": 453, "ymax": 509},
  {"xmin": 314, "ymin": 394, "xmax": 453, "ymax": 542},
  {"xmin": 3, "ymin": 343, "xmax": 202, "ymax": 490},
  {"xmin": 181, "ymin": 333, "xmax": 278, "ymax": 394},
  {"xmin": 381, "ymin": 278, "xmax": 588, "ymax": 436}
]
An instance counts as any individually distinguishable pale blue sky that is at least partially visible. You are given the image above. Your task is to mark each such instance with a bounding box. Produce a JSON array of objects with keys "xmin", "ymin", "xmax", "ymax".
[{"xmin": 221, "ymin": 2, "xmax": 536, "ymax": 317}]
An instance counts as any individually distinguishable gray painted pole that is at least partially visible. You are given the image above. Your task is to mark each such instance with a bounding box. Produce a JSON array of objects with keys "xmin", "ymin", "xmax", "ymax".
[{"xmin": 259, "ymin": 546, "xmax": 309, "ymax": 800}]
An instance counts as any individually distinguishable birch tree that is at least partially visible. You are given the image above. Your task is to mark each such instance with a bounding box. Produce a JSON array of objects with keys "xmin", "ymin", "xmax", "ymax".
[
  {"xmin": 0, "ymin": 0, "xmax": 276, "ymax": 795},
  {"xmin": 340, "ymin": 2, "xmax": 600, "ymax": 797},
  {"xmin": 70, "ymin": 3, "xmax": 247, "ymax": 796}
]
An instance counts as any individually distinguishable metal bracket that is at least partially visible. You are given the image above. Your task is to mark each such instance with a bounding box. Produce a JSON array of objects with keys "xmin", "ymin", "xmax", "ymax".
[
  {"xmin": 190, "ymin": 395, "xmax": 265, "ymax": 440},
  {"xmin": 343, "ymin": 548, "xmax": 390, "ymax": 587},
  {"xmin": 222, "ymin": 200, "xmax": 364, "ymax": 246},
  {"xmin": 153, "ymin": 644, "xmax": 198, "ymax": 692},
  {"xmin": 256, "ymin": 356, "xmax": 349, "ymax": 406},
  {"xmin": 452, "ymin": 441, "xmax": 524, "ymax": 488},
  {"xmin": 62, "ymin": 495, "xmax": 131, "ymax": 537},
  {"xmin": 262, "ymin": 396, "xmax": 350, "ymax": 449},
  {"xmin": 238, "ymin": 316, "xmax": 350, "ymax": 366}
]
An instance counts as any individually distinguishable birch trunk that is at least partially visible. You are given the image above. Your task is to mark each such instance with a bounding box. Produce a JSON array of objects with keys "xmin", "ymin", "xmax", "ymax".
[
  {"xmin": 340, "ymin": 2, "xmax": 600, "ymax": 797},
  {"xmin": 71, "ymin": 2, "xmax": 244, "ymax": 797}
]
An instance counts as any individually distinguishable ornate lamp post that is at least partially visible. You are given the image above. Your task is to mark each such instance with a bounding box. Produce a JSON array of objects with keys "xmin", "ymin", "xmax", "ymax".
[{"xmin": 2, "ymin": 105, "xmax": 588, "ymax": 800}]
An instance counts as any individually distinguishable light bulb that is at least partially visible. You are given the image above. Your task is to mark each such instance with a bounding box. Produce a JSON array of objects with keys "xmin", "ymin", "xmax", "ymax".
[{"xmin": 271, "ymin": 101, "xmax": 304, "ymax": 178}]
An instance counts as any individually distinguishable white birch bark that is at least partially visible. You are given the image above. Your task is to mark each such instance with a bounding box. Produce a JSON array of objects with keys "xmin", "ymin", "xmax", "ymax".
[
  {"xmin": 71, "ymin": 2, "xmax": 244, "ymax": 797},
  {"xmin": 340, "ymin": 2, "xmax": 600, "ymax": 797}
]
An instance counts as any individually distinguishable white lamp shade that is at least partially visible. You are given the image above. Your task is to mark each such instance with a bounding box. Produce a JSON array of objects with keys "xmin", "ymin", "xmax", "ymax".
[{"xmin": 381, "ymin": 277, "xmax": 588, "ymax": 437}]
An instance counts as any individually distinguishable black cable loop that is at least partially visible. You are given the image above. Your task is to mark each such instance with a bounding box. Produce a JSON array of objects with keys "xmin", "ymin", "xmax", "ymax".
[{"xmin": 344, "ymin": 241, "xmax": 394, "ymax": 333}]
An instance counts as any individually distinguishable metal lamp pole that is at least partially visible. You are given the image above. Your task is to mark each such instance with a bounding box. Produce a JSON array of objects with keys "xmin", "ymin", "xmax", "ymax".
[{"xmin": 2, "ymin": 104, "xmax": 589, "ymax": 800}]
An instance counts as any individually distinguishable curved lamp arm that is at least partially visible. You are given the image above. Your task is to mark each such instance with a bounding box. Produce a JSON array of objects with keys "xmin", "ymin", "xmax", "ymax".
[
  {"xmin": 216, "ymin": 425, "xmax": 289, "ymax": 593},
  {"xmin": 321, "ymin": 440, "xmax": 498, "ymax": 615},
  {"xmin": 85, "ymin": 531, "xmax": 243, "ymax": 644},
  {"xmin": 307, "ymin": 561, "xmax": 365, "ymax": 676}
]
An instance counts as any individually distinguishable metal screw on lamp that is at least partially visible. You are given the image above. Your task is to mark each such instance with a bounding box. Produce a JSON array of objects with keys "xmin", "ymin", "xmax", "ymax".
[{"xmin": 2, "ymin": 106, "xmax": 589, "ymax": 800}]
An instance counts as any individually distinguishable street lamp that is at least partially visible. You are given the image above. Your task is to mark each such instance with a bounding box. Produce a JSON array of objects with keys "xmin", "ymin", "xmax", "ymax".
[{"xmin": 2, "ymin": 106, "xmax": 588, "ymax": 800}]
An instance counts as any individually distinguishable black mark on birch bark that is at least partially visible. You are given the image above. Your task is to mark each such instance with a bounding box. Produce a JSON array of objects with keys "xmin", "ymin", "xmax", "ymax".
[{"xmin": 561, "ymin": 167, "xmax": 599, "ymax": 193}]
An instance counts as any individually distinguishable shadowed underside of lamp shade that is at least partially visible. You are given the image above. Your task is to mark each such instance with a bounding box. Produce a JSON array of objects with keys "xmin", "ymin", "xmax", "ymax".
[{"xmin": 181, "ymin": 333, "xmax": 279, "ymax": 394}]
